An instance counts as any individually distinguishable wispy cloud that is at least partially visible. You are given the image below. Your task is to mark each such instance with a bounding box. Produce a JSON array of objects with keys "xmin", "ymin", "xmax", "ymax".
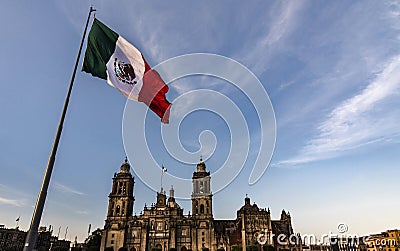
[
  {"xmin": 53, "ymin": 182, "xmax": 85, "ymax": 196},
  {"xmin": 235, "ymin": 0, "xmax": 304, "ymax": 74},
  {"xmin": 274, "ymin": 1, "xmax": 400, "ymax": 126},
  {"xmin": 278, "ymin": 55, "xmax": 400, "ymax": 165},
  {"xmin": 0, "ymin": 196, "xmax": 25, "ymax": 207},
  {"xmin": 262, "ymin": 1, "xmax": 303, "ymax": 46},
  {"xmin": 75, "ymin": 210, "xmax": 89, "ymax": 215},
  {"xmin": 0, "ymin": 184, "xmax": 27, "ymax": 207}
]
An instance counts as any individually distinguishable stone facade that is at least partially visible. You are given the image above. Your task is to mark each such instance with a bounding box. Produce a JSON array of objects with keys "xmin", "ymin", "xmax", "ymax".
[
  {"xmin": 101, "ymin": 159, "xmax": 301, "ymax": 251},
  {"xmin": 0, "ymin": 226, "xmax": 26, "ymax": 250},
  {"xmin": 0, "ymin": 225, "xmax": 70, "ymax": 250}
]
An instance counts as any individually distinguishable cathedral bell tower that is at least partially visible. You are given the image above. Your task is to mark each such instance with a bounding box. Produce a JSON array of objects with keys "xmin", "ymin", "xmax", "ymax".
[
  {"xmin": 191, "ymin": 158, "xmax": 213, "ymax": 218},
  {"xmin": 107, "ymin": 157, "xmax": 135, "ymax": 220},
  {"xmin": 101, "ymin": 158, "xmax": 135, "ymax": 250}
]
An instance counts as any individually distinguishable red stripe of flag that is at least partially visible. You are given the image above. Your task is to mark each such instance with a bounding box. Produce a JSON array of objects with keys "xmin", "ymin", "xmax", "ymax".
[{"xmin": 139, "ymin": 58, "xmax": 172, "ymax": 124}]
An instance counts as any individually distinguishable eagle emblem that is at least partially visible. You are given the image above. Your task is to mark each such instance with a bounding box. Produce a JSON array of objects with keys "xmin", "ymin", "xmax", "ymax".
[{"xmin": 113, "ymin": 58, "xmax": 137, "ymax": 85}]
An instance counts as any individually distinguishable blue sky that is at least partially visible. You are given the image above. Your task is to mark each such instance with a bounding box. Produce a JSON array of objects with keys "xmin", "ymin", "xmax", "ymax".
[{"xmin": 1, "ymin": 0, "xmax": 400, "ymax": 243}]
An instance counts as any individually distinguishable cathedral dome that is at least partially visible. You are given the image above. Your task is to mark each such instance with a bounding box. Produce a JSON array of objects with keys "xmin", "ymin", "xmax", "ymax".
[
  {"xmin": 196, "ymin": 157, "xmax": 206, "ymax": 172},
  {"xmin": 120, "ymin": 157, "xmax": 131, "ymax": 173}
]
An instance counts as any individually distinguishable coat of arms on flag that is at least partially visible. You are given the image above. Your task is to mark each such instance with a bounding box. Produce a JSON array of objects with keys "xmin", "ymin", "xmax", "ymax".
[{"xmin": 82, "ymin": 18, "xmax": 171, "ymax": 123}]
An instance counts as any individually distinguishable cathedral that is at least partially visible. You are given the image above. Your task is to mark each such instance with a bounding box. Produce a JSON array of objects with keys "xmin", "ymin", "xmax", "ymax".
[{"xmin": 100, "ymin": 158, "xmax": 302, "ymax": 251}]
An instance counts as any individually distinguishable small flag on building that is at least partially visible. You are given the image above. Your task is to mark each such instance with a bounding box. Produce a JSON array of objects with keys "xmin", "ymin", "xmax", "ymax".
[{"xmin": 82, "ymin": 18, "xmax": 171, "ymax": 123}]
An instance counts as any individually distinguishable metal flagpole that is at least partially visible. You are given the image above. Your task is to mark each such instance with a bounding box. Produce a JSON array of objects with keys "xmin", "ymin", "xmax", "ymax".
[
  {"xmin": 64, "ymin": 226, "xmax": 68, "ymax": 240},
  {"xmin": 23, "ymin": 6, "xmax": 96, "ymax": 251},
  {"xmin": 161, "ymin": 167, "xmax": 163, "ymax": 191},
  {"xmin": 161, "ymin": 166, "xmax": 167, "ymax": 192},
  {"xmin": 88, "ymin": 223, "xmax": 91, "ymax": 238}
]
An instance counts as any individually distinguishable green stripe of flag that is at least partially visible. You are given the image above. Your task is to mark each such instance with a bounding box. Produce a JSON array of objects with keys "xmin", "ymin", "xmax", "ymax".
[{"xmin": 82, "ymin": 18, "xmax": 119, "ymax": 79}]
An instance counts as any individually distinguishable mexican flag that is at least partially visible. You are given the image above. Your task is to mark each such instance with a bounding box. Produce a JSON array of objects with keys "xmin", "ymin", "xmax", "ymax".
[{"xmin": 82, "ymin": 18, "xmax": 171, "ymax": 123}]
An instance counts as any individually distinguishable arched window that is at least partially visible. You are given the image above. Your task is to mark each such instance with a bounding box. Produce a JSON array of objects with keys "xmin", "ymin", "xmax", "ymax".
[
  {"xmin": 112, "ymin": 182, "xmax": 117, "ymax": 193},
  {"xmin": 118, "ymin": 182, "xmax": 122, "ymax": 194},
  {"xmin": 165, "ymin": 222, "xmax": 168, "ymax": 230},
  {"xmin": 110, "ymin": 201, "xmax": 115, "ymax": 216},
  {"xmin": 116, "ymin": 205, "xmax": 121, "ymax": 216},
  {"xmin": 200, "ymin": 204, "xmax": 205, "ymax": 214},
  {"xmin": 131, "ymin": 248, "xmax": 136, "ymax": 251},
  {"xmin": 181, "ymin": 247, "xmax": 187, "ymax": 251},
  {"xmin": 151, "ymin": 220, "xmax": 154, "ymax": 230}
]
